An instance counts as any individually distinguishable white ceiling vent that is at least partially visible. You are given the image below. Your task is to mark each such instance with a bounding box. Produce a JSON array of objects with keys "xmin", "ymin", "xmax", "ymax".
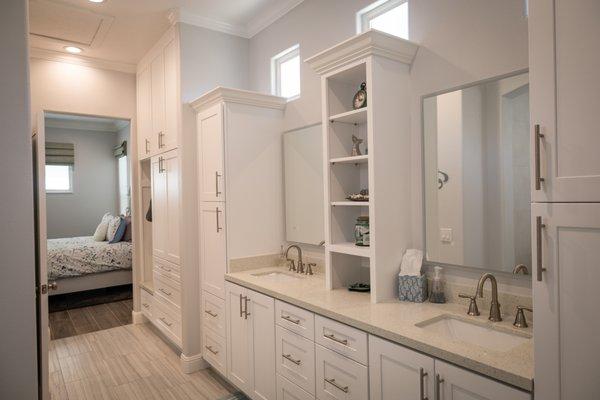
[{"xmin": 29, "ymin": 0, "xmax": 114, "ymax": 48}]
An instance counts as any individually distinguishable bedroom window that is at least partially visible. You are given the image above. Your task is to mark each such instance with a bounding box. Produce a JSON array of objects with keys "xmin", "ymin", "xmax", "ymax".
[
  {"xmin": 357, "ymin": 0, "xmax": 409, "ymax": 40},
  {"xmin": 45, "ymin": 165, "xmax": 73, "ymax": 193},
  {"xmin": 271, "ymin": 44, "xmax": 300, "ymax": 100}
]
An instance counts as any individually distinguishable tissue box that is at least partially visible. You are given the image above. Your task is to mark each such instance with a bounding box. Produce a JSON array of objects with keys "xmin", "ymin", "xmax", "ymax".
[{"xmin": 398, "ymin": 274, "xmax": 428, "ymax": 302}]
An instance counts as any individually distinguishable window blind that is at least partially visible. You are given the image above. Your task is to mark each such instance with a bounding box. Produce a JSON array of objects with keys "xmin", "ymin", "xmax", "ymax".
[{"xmin": 45, "ymin": 142, "xmax": 74, "ymax": 166}]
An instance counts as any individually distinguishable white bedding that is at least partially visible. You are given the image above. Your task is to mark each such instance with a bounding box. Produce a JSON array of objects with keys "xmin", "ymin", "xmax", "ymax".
[{"xmin": 47, "ymin": 236, "xmax": 132, "ymax": 280}]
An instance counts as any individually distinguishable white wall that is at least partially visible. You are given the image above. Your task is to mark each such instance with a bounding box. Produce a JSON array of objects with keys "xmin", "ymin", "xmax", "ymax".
[
  {"xmin": 0, "ymin": 1, "xmax": 38, "ymax": 398},
  {"xmin": 45, "ymin": 127, "xmax": 119, "ymax": 239}
]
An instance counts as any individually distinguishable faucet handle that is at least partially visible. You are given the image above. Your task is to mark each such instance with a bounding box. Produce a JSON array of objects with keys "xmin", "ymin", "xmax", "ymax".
[
  {"xmin": 513, "ymin": 305, "xmax": 533, "ymax": 328},
  {"xmin": 296, "ymin": 261, "xmax": 305, "ymax": 274},
  {"xmin": 458, "ymin": 293, "xmax": 480, "ymax": 316},
  {"xmin": 287, "ymin": 259, "xmax": 296, "ymax": 272},
  {"xmin": 306, "ymin": 263, "xmax": 316, "ymax": 275}
]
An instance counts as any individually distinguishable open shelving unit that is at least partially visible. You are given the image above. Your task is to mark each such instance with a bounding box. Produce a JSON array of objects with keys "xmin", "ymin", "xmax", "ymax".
[{"xmin": 306, "ymin": 29, "xmax": 418, "ymax": 303}]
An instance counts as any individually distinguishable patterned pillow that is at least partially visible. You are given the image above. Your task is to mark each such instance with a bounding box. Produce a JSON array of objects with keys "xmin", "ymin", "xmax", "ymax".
[
  {"xmin": 122, "ymin": 216, "xmax": 132, "ymax": 242},
  {"xmin": 109, "ymin": 217, "xmax": 128, "ymax": 244},
  {"xmin": 106, "ymin": 215, "xmax": 121, "ymax": 242},
  {"xmin": 93, "ymin": 213, "xmax": 111, "ymax": 241}
]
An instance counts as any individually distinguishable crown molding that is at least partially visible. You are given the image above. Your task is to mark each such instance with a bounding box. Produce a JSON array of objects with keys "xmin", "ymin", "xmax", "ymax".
[
  {"xmin": 246, "ymin": 0, "xmax": 305, "ymax": 37},
  {"xmin": 305, "ymin": 29, "xmax": 419, "ymax": 76},
  {"xmin": 190, "ymin": 87, "xmax": 286, "ymax": 112},
  {"xmin": 30, "ymin": 47, "xmax": 136, "ymax": 74},
  {"xmin": 167, "ymin": 8, "xmax": 248, "ymax": 38}
]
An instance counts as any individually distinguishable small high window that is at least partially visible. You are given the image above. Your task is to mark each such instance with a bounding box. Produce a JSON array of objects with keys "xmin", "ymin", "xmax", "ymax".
[
  {"xmin": 271, "ymin": 44, "xmax": 300, "ymax": 100},
  {"xmin": 45, "ymin": 165, "xmax": 73, "ymax": 193},
  {"xmin": 357, "ymin": 0, "xmax": 409, "ymax": 40}
]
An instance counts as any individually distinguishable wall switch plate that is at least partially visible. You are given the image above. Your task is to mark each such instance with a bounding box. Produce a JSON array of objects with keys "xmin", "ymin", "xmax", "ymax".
[{"xmin": 440, "ymin": 228, "xmax": 453, "ymax": 243}]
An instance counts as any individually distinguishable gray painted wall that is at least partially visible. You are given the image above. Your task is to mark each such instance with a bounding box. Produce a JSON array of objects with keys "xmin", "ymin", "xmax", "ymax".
[
  {"xmin": 45, "ymin": 127, "xmax": 119, "ymax": 239},
  {"xmin": 0, "ymin": 0, "xmax": 38, "ymax": 398}
]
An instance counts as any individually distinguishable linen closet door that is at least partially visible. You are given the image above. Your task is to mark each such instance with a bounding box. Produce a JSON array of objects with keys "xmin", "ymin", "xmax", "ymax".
[
  {"xmin": 151, "ymin": 155, "xmax": 167, "ymax": 260},
  {"xmin": 226, "ymin": 282, "xmax": 252, "ymax": 394},
  {"xmin": 248, "ymin": 289, "xmax": 276, "ymax": 400},
  {"xmin": 197, "ymin": 104, "xmax": 225, "ymax": 202},
  {"xmin": 163, "ymin": 149, "xmax": 180, "ymax": 264},
  {"xmin": 200, "ymin": 203, "xmax": 227, "ymax": 299},
  {"xmin": 532, "ymin": 202, "xmax": 600, "ymax": 400},
  {"xmin": 529, "ymin": 0, "xmax": 600, "ymax": 201}
]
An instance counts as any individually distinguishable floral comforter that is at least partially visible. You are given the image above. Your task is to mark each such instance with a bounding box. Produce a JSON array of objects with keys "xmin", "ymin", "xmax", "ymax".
[{"xmin": 47, "ymin": 236, "xmax": 132, "ymax": 280}]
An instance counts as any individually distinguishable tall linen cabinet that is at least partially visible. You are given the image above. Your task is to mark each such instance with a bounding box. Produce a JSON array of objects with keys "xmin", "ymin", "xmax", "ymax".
[
  {"xmin": 529, "ymin": 0, "xmax": 600, "ymax": 398},
  {"xmin": 191, "ymin": 88, "xmax": 286, "ymax": 392}
]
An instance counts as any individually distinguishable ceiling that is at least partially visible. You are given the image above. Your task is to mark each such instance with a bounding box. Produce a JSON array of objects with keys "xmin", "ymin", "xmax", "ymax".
[{"xmin": 29, "ymin": 0, "xmax": 304, "ymax": 72}]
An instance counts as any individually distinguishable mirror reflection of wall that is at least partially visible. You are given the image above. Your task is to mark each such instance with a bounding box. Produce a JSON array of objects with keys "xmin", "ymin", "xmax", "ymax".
[
  {"xmin": 283, "ymin": 124, "xmax": 324, "ymax": 245},
  {"xmin": 423, "ymin": 72, "xmax": 530, "ymax": 275}
]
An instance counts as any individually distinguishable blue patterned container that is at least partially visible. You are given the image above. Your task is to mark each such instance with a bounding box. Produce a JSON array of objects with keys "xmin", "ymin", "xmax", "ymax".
[{"xmin": 398, "ymin": 274, "xmax": 428, "ymax": 303}]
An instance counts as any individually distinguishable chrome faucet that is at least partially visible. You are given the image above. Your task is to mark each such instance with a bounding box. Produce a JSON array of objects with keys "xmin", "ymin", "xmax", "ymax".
[
  {"xmin": 285, "ymin": 245, "xmax": 304, "ymax": 274},
  {"xmin": 476, "ymin": 273, "xmax": 502, "ymax": 322}
]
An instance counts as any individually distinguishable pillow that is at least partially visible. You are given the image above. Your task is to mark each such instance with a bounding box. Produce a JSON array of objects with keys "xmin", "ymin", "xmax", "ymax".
[
  {"xmin": 122, "ymin": 216, "xmax": 132, "ymax": 242},
  {"xmin": 93, "ymin": 213, "xmax": 111, "ymax": 241},
  {"xmin": 109, "ymin": 217, "xmax": 128, "ymax": 244},
  {"xmin": 106, "ymin": 215, "xmax": 122, "ymax": 242}
]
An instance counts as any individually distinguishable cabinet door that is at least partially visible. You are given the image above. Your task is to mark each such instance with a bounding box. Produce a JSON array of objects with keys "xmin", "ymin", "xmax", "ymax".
[
  {"xmin": 137, "ymin": 66, "xmax": 153, "ymax": 159},
  {"xmin": 162, "ymin": 39, "xmax": 178, "ymax": 152},
  {"xmin": 199, "ymin": 203, "xmax": 227, "ymax": 299},
  {"xmin": 369, "ymin": 335, "xmax": 434, "ymax": 400},
  {"xmin": 197, "ymin": 104, "xmax": 225, "ymax": 202},
  {"xmin": 151, "ymin": 155, "xmax": 167, "ymax": 260},
  {"xmin": 436, "ymin": 360, "xmax": 530, "ymax": 400},
  {"xmin": 163, "ymin": 150, "xmax": 180, "ymax": 264},
  {"xmin": 529, "ymin": 0, "xmax": 600, "ymax": 201},
  {"xmin": 532, "ymin": 203, "xmax": 600, "ymax": 400},
  {"xmin": 151, "ymin": 52, "xmax": 166, "ymax": 149},
  {"xmin": 248, "ymin": 289, "xmax": 276, "ymax": 400},
  {"xmin": 226, "ymin": 283, "xmax": 252, "ymax": 393}
]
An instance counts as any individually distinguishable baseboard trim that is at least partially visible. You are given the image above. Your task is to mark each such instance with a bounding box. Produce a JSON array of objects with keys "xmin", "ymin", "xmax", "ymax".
[
  {"xmin": 180, "ymin": 352, "xmax": 209, "ymax": 373},
  {"xmin": 131, "ymin": 311, "xmax": 146, "ymax": 325}
]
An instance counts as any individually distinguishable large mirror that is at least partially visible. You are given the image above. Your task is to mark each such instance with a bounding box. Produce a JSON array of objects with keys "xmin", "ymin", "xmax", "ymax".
[
  {"xmin": 423, "ymin": 71, "xmax": 531, "ymax": 276},
  {"xmin": 283, "ymin": 124, "xmax": 324, "ymax": 245}
]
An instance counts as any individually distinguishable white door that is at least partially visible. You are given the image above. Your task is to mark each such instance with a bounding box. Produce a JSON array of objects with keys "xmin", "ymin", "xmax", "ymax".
[
  {"xmin": 369, "ymin": 335, "xmax": 434, "ymax": 400},
  {"xmin": 248, "ymin": 289, "xmax": 276, "ymax": 400},
  {"xmin": 137, "ymin": 65, "xmax": 153, "ymax": 159},
  {"xmin": 226, "ymin": 282, "xmax": 252, "ymax": 393},
  {"xmin": 532, "ymin": 203, "xmax": 600, "ymax": 400},
  {"xmin": 529, "ymin": 0, "xmax": 600, "ymax": 201},
  {"xmin": 163, "ymin": 150, "xmax": 180, "ymax": 264},
  {"xmin": 200, "ymin": 203, "xmax": 227, "ymax": 298},
  {"xmin": 150, "ymin": 52, "xmax": 166, "ymax": 151},
  {"xmin": 162, "ymin": 39, "xmax": 178, "ymax": 152},
  {"xmin": 435, "ymin": 360, "xmax": 530, "ymax": 400},
  {"xmin": 197, "ymin": 104, "xmax": 225, "ymax": 202},
  {"xmin": 151, "ymin": 154, "xmax": 167, "ymax": 260}
]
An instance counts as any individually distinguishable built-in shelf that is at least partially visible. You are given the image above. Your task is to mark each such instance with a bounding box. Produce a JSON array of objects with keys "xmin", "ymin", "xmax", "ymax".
[
  {"xmin": 329, "ymin": 242, "xmax": 372, "ymax": 258},
  {"xmin": 330, "ymin": 155, "xmax": 369, "ymax": 165},
  {"xmin": 331, "ymin": 201, "xmax": 369, "ymax": 207},
  {"xmin": 329, "ymin": 108, "xmax": 368, "ymax": 124}
]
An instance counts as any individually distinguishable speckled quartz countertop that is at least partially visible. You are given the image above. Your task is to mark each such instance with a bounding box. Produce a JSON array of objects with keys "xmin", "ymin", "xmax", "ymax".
[{"xmin": 225, "ymin": 266, "xmax": 534, "ymax": 392}]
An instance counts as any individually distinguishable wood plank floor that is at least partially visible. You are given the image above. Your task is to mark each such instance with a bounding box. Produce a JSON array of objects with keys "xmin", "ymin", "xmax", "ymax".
[
  {"xmin": 50, "ymin": 323, "xmax": 236, "ymax": 400},
  {"xmin": 50, "ymin": 300, "xmax": 133, "ymax": 340}
]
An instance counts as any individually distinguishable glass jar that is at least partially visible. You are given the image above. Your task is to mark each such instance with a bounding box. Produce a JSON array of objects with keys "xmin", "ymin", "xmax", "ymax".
[{"xmin": 354, "ymin": 216, "xmax": 370, "ymax": 247}]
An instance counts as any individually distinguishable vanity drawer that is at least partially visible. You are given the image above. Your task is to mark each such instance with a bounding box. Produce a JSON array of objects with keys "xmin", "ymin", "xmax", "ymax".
[
  {"xmin": 140, "ymin": 288, "xmax": 153, "ymax": 319},
  {"xmin": 277, "ymin": 374, "xmax": 315, "ymax": 400},
  {"xmin": 276, "ymin": 326, "xmax": 316, "ymax": 395},
  {"xmin": 153, "ymin": 256, "xmax": 181, "ymax": 282},
  {"xmin": 276, "ymin": 300, "xmax": 315, "ymax": 341},
  {"xmin": 315, "ymin": 316, "xmax": 368, "ymax": 365},
  {"xmin": 153, "ymin": 271, "xmax": 181, "ymax": 310},
  {"xmin": 153, "ymin": 300, "xmax": 182, "ymax": 347},
  {"xmin": 315, "ymin": 344, "xmax": 368, "ymax": 400},
  {"xmin": 202, "ymin": 328, "xmax": 226, "ymax": 376},
  {"xmin": 202, "ymin": 290, "xmax": 226, "ymax": 337}
]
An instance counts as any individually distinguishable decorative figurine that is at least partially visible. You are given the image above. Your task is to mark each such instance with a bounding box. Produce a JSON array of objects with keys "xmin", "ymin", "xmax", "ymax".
[
  {"xmin": 353, "ymin": 82, "xmax": 367, "ymax": 110},
  {"xmin": 351, "ymin": 135, "xmax": 363, "ymax": 156}
]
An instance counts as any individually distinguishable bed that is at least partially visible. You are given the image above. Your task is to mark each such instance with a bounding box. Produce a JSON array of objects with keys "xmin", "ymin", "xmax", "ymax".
[{"xmin": 47, "ymin": 236, "xmax": 133, "ymax": 295}]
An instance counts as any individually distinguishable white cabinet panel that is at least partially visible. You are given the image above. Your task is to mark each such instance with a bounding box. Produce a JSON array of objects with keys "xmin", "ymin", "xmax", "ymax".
[
  {"xmin": 197, "ymin": 104, "xmax": 225, "ymax": 202},
  {"xmin": 150, "ymin": 52, "xmax": 165, "ymax": 146},
  {"xmin": 249, "ymin": 288, "xmax": 276, "ymax": 400},
  {"xmin": 152, "ymin": 150, "xmax": 180, "ymax": 264},
  {"xmin": 436, "ymin": 360, "xmax": 529, "ymax": 400},
  {"xmin": 275, "ymin": 300, "xmax": 315, "ymax": 341},
  {"xmin": 277, "ymin": 375, "xmax": 314, "ymax": 400},
  {"xmin": 532, "ymin": 203, "xmax": 600, "ymax": 400},
  {"xmin": 203, "ymin": 328, "xmax": 226, "ymax": 376},
  {"xmin": 369, "ymin": 335, "xmax": 434, "ymax": 400},
  {"xmin": 200, "ymin": 203, "xmax": 227, "ymax": 299},
  {"xmin": 226, "ymin": 282, "xmax": 252, "ymax": 393},
  {"xmin": 153, "ymin": 256, "xmax": 180, "ymax": 282},
  {"xmin": 315, "ymin": 315, "xmax": 368, "ymax": 365},
  {"xmin": 151, "ymin": 155, "xmax": 167, "ymax": 260},
  {"xmin": 202, "ymin": 290, "xmax": 226, "ymax": 337},
  {"xmin": 276, "ymin": 326, "xmax": 315, "ymax": 395},
  {"xmin": 137, "ymin": 66, "xmax": 153, "ymax": 159},
  {"xmin": 153, "ymin": 271, "xmax": 181, "ymax": 310},
  {"xmin": 162, "ymin": 39, "xmax": 178, "ymax": 152},
  {"xmin": 315, "ymin": 344, "xmax": 368, "ymax": 400}
]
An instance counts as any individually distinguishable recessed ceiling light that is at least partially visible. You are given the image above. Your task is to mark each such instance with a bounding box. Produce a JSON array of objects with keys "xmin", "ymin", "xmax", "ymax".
[{"xmin": 64, "ymin": 46, "xmax": 83, "ymax": 54}]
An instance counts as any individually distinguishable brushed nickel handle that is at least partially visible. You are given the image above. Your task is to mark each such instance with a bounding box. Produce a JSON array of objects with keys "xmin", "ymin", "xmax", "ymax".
[
  {"xmin": 216, "ymin": 207, "xmax": 222, "ymax": 232},
  {"xmin": 161, "ymin": 265, "xmax": 172, "ymax": 272},
  {"xmin": 324, "ymin": 378, "xmax": 348, "ymax": 393},
  {"xmin": 48, "ymin": 281, "xmax": 58, "ymax": 291},
  {"xmin": 536, "ymin": 216, "xmax": 546, "ymax": 282},
  {"xmin": 158, "ymin": 156, "xmax": 165, "ymax": 173},
  {"xmin": 420, "ymin": 368, "xmax": 429, "ymax": 400},
  {"xmin": 244, "ymin": 296, "xmax": 251, "ymax": 319},
  {"xmin": 239, "ymin": 293, "xmax": 243, "ymax": 318},
  {"xmin": 145, "ymin": 138, "xmax": 150, "ymax": 154},
  {"xmin": 281, "ymin": 315, "xmax": 300, "ymax": 325},
  {"xmin": 142, "ymin": 303, "xmax": 150, "ymax": 308},
  {"xmin": 159, "ymin": 317, "xmax": 172, "ymax": 327},
  {"xmin": 435, "ymin": 374, "xmax": 444, "ymax": 400},
  {"xmin": 205, "ymin": 310, "xmax": 218, "ymax": 318},
  {"xmin": 159, "ymin": 288, "xmax": 172, "ymax": 296},
  {"xmin": 215, "ymin": 171, "xmax": 222, "ymax": 197},
  {"xmin": 158, "ymin": 132, "xmax": 164, "ymax": 148},
  {"xmin": 324, "ymin": 333, "xmax": 348, "ymax": 346},
  {"xmin": 205, "ymin": 345, "xmax": 219, "ymax": 355},
  {"xmin": 534, "ymin": 124, "xmax": 545, "ymax": 190},
  {"xmin": 282, "ymin": 353, "xmax": 301, "ymax": 365}
]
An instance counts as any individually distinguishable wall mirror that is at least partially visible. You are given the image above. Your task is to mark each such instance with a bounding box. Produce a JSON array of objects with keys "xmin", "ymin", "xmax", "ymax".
[
  {"xmin": 283, "ymin": 124, "xmax": 324, "ymax": 245},
  {"xmin": 422, "ymin": 71, "xmax": 531, "ymax": 278}
]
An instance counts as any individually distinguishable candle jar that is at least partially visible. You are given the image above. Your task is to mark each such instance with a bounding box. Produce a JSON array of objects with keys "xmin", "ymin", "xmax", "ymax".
[{"xmin": 354, "ymin": 216, "xmax": 370, "ymax": 246}]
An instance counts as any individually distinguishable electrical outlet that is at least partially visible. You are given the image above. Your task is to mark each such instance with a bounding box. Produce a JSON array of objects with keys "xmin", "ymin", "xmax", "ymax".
[{"xmin": 440, "ymin": 228, "xmax": 453, "ymax": 243}]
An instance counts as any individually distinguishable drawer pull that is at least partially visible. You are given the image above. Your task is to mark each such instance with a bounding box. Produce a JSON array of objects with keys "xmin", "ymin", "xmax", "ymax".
[
  {"xmin": 205, "ymin": 310, "xmax": 218, "ymax": 318},
  {"xmin": 159, "ymin": 288, "xmax": 172, "ymax": 296},
  {"xmin": 420, "ymin": 367, "xmax": 429, "ymax": 400},
  {"xmin": 435, "ymin": 374, "xmax": 444, "ymax": 400},
  {"xmin": 282, "ymin": 353, "xmax": 301, "ymax": 365},
  {"xmin": 324, "ymin": 378, "xmax": 348, "ymax": 393},
  {"xmin": 159, "ymin": 317, "xmax": 172, "ymax": 327},
  {"xmin": 205, "ymin": 345, "xmax": 219, "ymax": 355},
  {"xmin": 161, "ymin": 265, "xmax": 172, "ymax": 272},
  {"xmin": 142, "ymin": 303, "xmax": 150, "ymax": 308},
  {"xmin": 324, "ymin": 333, "xmax": 348, "ymax": 346},
  {"xmin": 281, "ymin": 315, "xmax": 300, "ymax": 325}
]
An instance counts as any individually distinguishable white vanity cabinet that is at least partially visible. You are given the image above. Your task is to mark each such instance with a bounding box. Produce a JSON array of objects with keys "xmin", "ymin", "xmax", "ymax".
[{"xmin": 529, "ymin": 0, "xmax": 600, "ymax": 202}]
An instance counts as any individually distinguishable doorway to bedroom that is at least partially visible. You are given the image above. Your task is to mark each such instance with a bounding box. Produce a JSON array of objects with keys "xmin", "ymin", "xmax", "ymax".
[{"xmin": 43, "ymin": 112, "xmax": 133, "ymax": 340}]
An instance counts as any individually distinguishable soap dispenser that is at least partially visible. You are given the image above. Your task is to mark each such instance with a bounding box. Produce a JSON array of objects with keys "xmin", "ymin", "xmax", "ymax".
[{"xmin": 430, "ymin": 266, "xmax": 446, "ymax": 303}]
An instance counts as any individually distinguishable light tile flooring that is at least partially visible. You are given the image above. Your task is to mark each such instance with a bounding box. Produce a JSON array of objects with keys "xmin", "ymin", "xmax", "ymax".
[{"xmin": 50, "ymin": 323, "xmax": 235, "ymax": 400}]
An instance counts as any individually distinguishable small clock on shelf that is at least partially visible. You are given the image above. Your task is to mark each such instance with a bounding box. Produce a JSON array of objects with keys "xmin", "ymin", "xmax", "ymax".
[{"xmin": 353, "ymin": 82, "xmax": 367, "ymax": 110}]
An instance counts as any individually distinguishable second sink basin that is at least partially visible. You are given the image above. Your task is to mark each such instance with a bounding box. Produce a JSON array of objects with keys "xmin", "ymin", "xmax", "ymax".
[
  {"xmin": 416, "ymin": 314, "xmax": 531, "ymax": 352},
  {"xmin": 251, "ymin": 270, "xmax": 303, "ymax": 282}
]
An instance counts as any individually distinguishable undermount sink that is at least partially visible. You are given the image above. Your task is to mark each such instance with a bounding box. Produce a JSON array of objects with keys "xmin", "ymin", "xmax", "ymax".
[
  {"xmin": 251, "ymin": 270, "xmax": 303, "ymax": 282},
  {"xmin": 416, "ymin": 314, "xmax": 531, "ymax": 352}
]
